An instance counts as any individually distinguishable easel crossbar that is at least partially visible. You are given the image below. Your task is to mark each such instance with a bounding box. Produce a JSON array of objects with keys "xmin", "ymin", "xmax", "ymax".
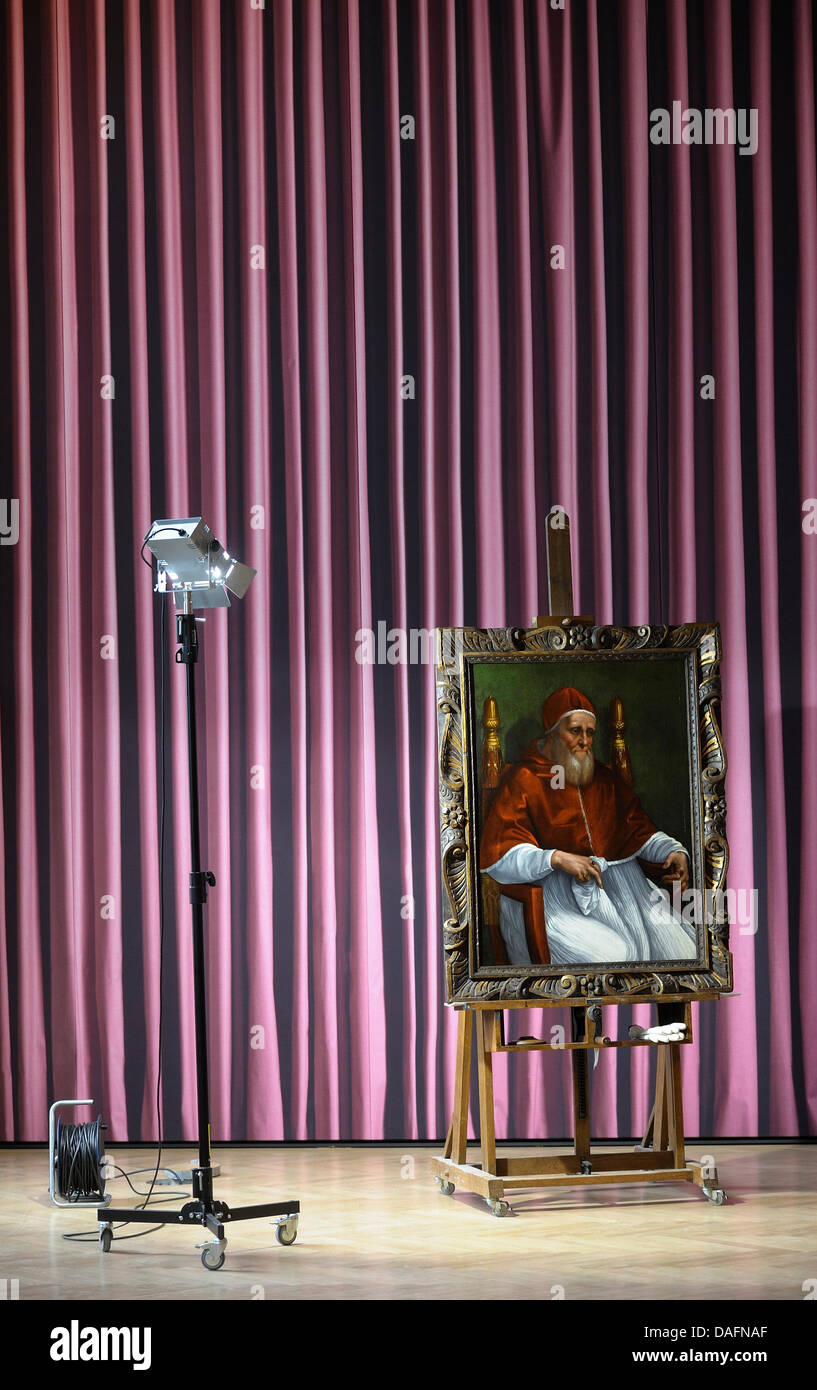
[{"xmin": 489, "ymin": 1151, "xmax": 677, "ymax": 1177}]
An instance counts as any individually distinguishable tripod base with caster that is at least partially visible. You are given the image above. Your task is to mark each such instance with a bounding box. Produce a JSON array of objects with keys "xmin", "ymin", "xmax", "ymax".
[{"xmin": 99, "ymin": 1163, "xmax": 300, "ymax": 1269}]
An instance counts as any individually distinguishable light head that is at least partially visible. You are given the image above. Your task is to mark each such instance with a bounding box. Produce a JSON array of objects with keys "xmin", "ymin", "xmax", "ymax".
[{"xmin": 143, "ymin": 518, "xmax": 256, "ymax": 609}]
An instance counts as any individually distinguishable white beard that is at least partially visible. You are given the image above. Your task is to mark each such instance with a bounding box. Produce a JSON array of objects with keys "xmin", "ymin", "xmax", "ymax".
[{"xmin": 547, "ymin": 732, "xmax": 595, "ymax": 788}]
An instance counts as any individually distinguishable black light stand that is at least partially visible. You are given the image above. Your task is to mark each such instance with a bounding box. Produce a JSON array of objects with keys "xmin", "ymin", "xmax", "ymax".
[{"xmin": 99, "ymin": 532, "xmax": 299, "ymax": 1271}]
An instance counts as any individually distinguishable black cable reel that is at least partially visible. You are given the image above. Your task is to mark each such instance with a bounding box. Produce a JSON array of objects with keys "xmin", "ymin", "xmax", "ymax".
[
  {"xmin": 49, "ymin": 1101, "xmax": 111, "ymax": 1209},
  {"xmin": 56, "ymin": 1114, "xmax": 107, "ymax": 1201}
]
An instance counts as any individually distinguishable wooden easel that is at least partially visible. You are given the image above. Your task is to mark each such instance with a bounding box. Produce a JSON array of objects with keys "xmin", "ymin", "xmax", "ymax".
[{"xmin": 431, "ymin": 518, "xmax": 726, "ymax": 1215}]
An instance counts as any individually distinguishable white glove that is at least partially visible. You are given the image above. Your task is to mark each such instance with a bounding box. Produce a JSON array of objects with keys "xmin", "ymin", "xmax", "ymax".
[{"xmin": 629, "ymin": 1023, "xmax": 687, "ymax": 1044}]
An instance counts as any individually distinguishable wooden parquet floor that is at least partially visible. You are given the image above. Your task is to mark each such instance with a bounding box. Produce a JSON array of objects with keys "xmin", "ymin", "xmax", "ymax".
[{"xmin": 1, "ymin": 1142, "xmax": 814, "ymax": 1302}]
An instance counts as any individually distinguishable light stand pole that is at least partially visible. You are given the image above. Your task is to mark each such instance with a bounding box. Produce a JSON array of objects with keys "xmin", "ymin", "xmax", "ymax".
[
  {"xmin": 99, "ymin": 522, "xmax": 299, "ymax": 1271},
  {"xmin": 178, "ymin": 595, "xmax": 216, "ymax": 1208}
]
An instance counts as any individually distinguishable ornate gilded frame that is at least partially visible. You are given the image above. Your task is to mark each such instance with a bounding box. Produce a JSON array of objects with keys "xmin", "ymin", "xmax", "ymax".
[{"xmin": 437, "ymin": 622, "xmax": 732, "ymax": 1004}]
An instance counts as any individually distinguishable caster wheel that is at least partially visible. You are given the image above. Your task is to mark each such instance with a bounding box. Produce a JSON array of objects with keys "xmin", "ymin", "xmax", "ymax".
[
  {"xmin": 201, "ymin": 1244, "xmax": 226, "ymax": 1270},
  {"xmin": 276, "ymin": 1217, "xmax": 298, "ymax": 1246},
  {"xmin": 490, "ymin": 1200, "xmax": 510, "ymax": 1218},
  {"xmin": 708, "ymin": 1188, "xmax": 726, "ymax": 1206},
  {"xmin": 439, "ymin": 1180, "xmax": 455, "ymax": 1197},
  {"xmin": 99, "ymin": 1226, "xmax": 112, "ymax": 1253}
]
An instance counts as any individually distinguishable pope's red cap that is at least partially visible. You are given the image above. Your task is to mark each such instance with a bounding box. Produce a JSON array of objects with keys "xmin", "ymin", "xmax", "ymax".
[{"xmin": 542, "ymin": 687, "xmax": 596, "ymax": 733}]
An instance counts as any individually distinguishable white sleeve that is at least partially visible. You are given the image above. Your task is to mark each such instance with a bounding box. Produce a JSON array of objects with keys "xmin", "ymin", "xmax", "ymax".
[
  {"xmin": 483, "ymin": 845, "xmax": 554, "ymax": 883},
  {"xmin": 636, "ymin": 831, "xmax": 688, "ymax": 862}
]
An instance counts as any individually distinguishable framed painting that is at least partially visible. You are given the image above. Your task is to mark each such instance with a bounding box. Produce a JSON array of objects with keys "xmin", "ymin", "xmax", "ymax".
[{"xmin": 436, "ymin": 621, "xmax": 733, "ymax": 1004}]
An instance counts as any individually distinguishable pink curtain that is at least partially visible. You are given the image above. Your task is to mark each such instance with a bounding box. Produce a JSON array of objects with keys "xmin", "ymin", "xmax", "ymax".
[{"xmin": 1, "ymin": 0, "xmax": 814, "ymax": 1141}]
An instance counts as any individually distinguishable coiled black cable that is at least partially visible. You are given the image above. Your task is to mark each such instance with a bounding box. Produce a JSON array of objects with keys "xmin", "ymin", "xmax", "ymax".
[{"xmin": 56, "ymin": 1116, "xmax": 106, "ymax": 1201}]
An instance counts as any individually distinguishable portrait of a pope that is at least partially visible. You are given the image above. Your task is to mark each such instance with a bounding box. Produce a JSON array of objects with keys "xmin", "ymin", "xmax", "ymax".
[{"xmin": 479, "ymin": 686, "xmax": 698, "ymax": 966}]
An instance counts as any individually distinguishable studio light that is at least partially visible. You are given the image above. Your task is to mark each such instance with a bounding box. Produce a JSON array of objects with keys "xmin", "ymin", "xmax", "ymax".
[
  {"xmin": 143, "ymin": 517, "xmax": 256, "ymax": 608},
  {"xmin": 99, "ymin": 518, "xmax": 299, "ymax": 1268}
]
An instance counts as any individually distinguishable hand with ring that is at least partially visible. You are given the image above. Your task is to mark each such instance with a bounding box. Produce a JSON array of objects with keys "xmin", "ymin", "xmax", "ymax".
[{"xmin": 551, "ymin": 852, "xmax": 602, "ymax": 889}]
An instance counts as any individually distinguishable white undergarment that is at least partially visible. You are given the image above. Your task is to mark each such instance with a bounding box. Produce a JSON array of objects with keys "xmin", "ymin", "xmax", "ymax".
[{"xmin": 485, "ymin": 833, "xmax": 698, "ymax": 966}]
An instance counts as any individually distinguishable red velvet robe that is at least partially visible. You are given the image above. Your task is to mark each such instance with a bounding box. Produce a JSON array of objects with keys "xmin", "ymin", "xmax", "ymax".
[{"xmin": 479, "ymin": 740, "xmax": 658, "ymax": 870}]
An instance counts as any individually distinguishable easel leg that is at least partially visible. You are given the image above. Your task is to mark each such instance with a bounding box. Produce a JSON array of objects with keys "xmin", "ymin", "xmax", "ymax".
[
  {"xmin": 572, "ymin": 1053, "xmax": 591, "ymax": 1166},
  {"xmin": 641, "ymin": 1098, "xmax": 655, "ymax": 1150},
  {"xmin": 477, "ymin": 1010, "xmax": 497, "ymax": 1175},
  {"xmin": 571, "ymin": 1009, "xmax": 591, "ymax": 1166},
  {"xmin": 444, "ymin": 1009, "xmax": 473, "ymax": 1164},
  {"xmin": 570, "ymin": 1068, "xmax": 589, "ymax": 1175},
  {"xmin": 666, "ymin": 1044, "xmax": 685, "ymax": 1167},
  {"xmin": 655, "ymin": 1048, "xmax": 670, "ymax": 1151}
]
